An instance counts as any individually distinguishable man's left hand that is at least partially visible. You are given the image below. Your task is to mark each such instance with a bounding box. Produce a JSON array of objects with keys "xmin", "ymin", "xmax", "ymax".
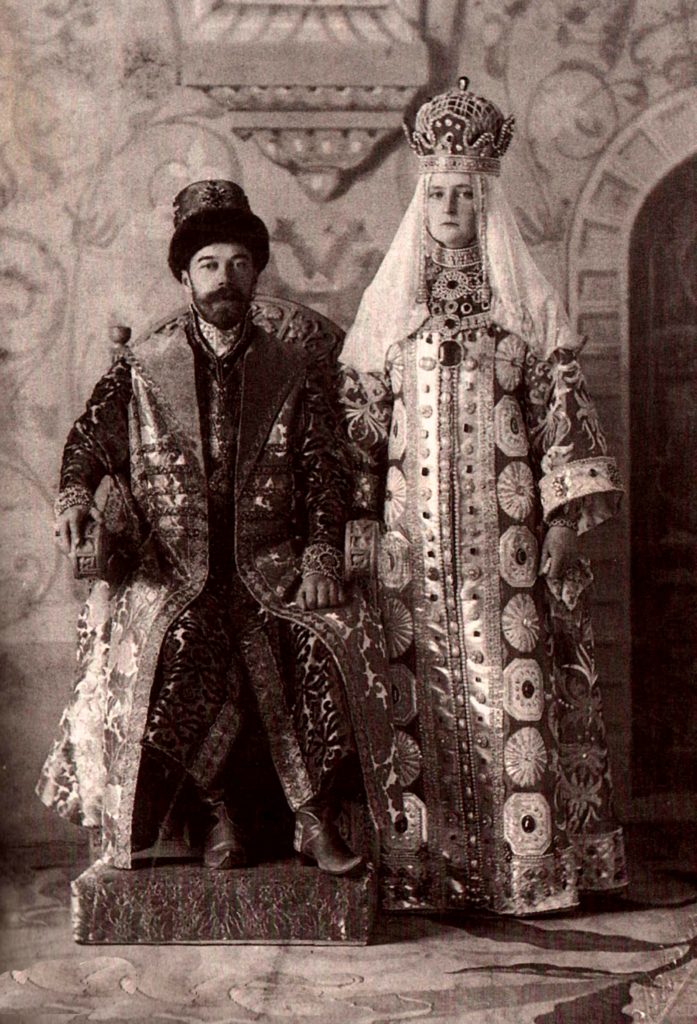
[
  {"xmin": 296, "ymin": 572, "xmax": 346, "ymax": 610},
  {"xmin": 540, "ymin": 525, "xmax": 579, "ymax": 581}
]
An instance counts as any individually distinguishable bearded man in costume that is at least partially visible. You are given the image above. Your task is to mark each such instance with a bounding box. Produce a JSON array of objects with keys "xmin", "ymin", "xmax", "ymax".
[
  {"xmin": 37, "ymin": 180, "xmax": 404, "ymax": 875},
  {"xmin": 340, "ymin": 80, "xmax": 628, "ymax": 914}
]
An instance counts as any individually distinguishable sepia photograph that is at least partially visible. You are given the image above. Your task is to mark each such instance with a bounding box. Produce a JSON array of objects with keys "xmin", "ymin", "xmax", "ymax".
[{"xmin": 0, "ymin": 1, "xmax": 695, "ymax": 1020}]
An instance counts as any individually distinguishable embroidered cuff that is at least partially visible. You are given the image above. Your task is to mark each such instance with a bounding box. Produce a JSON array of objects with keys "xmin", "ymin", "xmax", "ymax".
[
  {"xmin": 301, "ymin": 543, "xmax": 344, "ymax": 585},
  {"xmin": 540, "ymin": 457, "xmax": 623, "ymax": 533},
  {"xmin": 54, "ymin": 484, "xmax": 93, "ymax": 519}
]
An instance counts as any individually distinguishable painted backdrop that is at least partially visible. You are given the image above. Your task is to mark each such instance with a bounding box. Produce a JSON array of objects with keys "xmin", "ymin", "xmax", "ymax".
[{"xmin": 2, "ymin": 0, "xmax": 695, "ymax": 856}]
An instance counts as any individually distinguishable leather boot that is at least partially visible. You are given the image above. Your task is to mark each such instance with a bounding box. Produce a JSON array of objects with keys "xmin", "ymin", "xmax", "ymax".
[
  {"xmin": 198, "ymin": 789, "xmax": 253, "ymax": 869},
  {"xmin": 132, "ymin": 748, "xmax": 185, "ymax": 854},
  {"xmin": 294, "ymin": 800, "xmax": 363, "ymax": 876}
]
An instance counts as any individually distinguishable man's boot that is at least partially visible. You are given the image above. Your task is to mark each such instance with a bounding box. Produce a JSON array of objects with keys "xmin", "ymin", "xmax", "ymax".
[
  {"xmin": 294, "ymin": 798, "xmax": 363, "ymax": 876},
  {"xmin": 197, "ymin": 787, "xmax": 253, "ymax": 869},
  {"xmin": 132, "ymin": 748, "xmax": 186, "ymax": 854}
]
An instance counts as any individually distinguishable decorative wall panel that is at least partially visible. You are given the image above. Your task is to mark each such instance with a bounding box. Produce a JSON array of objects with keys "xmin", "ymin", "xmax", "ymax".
[{"xmin": 182, "ymin": 0, "xmax": 430, "ymax": 198}]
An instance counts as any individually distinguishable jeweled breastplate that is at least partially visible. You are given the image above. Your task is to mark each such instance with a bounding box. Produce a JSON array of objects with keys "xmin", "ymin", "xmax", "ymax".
[{"xmin": 426, "ymin": 242, "xmax": 491, "ymax": 366}]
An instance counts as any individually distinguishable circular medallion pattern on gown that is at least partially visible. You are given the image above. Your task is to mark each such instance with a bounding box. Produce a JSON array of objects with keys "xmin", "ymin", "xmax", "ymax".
[
  {"xmin": 395, "ymin": 729, "xmax": 423, "ymax": 786},
  {"xmin": 379, "ymin": 530, "xmax": 412, "ymax": 591},
  {"xmin": 389, "ymin": 663, "xmax": 418, "ymax": 726},
  {"xmin": 387, "ymin": 344, "xmax": 404, "ymax": 395},
  {"xmin": 503, "ymin": 792, "xmax": 551, "ymax": 856},
  {"xmin": 497, "ymin": 461, "xmax": 535, "ymax": 521},
  {"xmin": 503, "ymin": 658, "xmax": 544, "ymax": 721},
  {"xmin": 495, "ymin": 335, "xmax": 526, "ymax": 391},
  {"xmin": 504, "ymin": 727, "xmax": 548, "ymax": 787},
  {"xmin": 500, "ymin": 526, "xmax": 539, "ymax": 588},
  {"xmin": 382, "ymin": 596, "xmax": 414, "ymax": 658},
  {"xmin": 494, "ymin": 396, "xmax": 529, "ymax": 458},
  {"xmin": 384, "ymin": 467, "xmax": 407, "ymax": 527},
  {"xmin": 501, "ymin": 594, "xmax": 540, "ymax": 652},
  {"xmin": 390, "ymin": 399, "xmax": 407, "ymax": 460}
]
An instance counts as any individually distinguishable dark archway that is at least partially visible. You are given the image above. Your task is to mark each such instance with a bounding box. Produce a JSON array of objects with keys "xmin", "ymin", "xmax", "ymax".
[{"xmin": 630, "ymin": 155, "xmax": 697, "ymax": 797}]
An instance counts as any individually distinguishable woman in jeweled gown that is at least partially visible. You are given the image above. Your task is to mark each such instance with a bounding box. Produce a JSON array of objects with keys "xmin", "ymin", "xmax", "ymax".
[{"xmin": 339, "ymin": 78, "xmax": 628, "ymax": 914}]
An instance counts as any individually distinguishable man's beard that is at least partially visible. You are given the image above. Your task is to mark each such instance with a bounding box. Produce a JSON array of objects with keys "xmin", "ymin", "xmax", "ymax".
[{"xmin": 192, "ymin": 285, "xmax": 250, "ymax": 330}]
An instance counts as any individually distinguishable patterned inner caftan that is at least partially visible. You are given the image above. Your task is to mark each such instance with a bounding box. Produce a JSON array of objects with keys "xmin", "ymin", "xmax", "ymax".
[{"xmin": 342, "ymin": 245, "xmax": 627, "ymax": 914}]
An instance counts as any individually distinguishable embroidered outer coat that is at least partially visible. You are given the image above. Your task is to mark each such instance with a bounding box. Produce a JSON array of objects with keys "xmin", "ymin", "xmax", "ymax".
[
  {"xmin": 341, "ymin": 316, "xmax": 627, "ymax": 914},
  {"xmin": 37, "ymin": 312, "xmax": 403, "ymax": 867}
]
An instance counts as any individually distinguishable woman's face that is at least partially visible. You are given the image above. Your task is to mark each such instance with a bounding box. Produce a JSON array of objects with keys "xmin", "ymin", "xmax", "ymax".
[{"xmin": 426, "ymin": 172, "xmax": 476, "ymax": 249}]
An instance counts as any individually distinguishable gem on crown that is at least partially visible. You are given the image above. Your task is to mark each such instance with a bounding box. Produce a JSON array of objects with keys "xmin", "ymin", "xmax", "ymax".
[{"xmin": 404, "ymin": 77, "xmax": 515, "ymax": 176}]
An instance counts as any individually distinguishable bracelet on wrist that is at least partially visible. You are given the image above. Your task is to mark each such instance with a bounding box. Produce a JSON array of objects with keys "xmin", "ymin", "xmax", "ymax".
[
  {"xmin": 301, "ymin": 543, "xmax": 344, "ymax": 586},
  {"xmin": 547, "ymin": 516, "xmax": 578, "ymax": 533},
  {"xmin": 54, "ymin": 485, "xmax": 93, "ymax": 520}
]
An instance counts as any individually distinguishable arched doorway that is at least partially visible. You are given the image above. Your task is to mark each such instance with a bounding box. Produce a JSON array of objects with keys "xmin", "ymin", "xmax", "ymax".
[
  {"xmin": 629, "ymin": 156, "xmax": 697, "ymax": 797},
  {"xmin": 568, "ymin": 87, "xmax": 697, "ymax": 819}
]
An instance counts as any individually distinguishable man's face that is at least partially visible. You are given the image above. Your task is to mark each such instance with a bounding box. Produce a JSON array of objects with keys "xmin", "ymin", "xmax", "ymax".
[
  {"xmin": 426, "ymin": 172, "xmax": 477, "ymax": 250},
  {"xmin": 182, "ymin": 241, "xmax": 257, "ymax": 329}
]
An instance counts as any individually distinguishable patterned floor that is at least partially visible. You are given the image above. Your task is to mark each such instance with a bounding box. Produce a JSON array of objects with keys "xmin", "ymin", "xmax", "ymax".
[{"xmin": 1, "ymin": 845, "xmax": 696, "ymax": 1023}]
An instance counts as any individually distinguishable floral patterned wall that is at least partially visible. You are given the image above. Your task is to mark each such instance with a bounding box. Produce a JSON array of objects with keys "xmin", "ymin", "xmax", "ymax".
[{"xmin": 1, "ymin": 0, "xmax": 694, "ymax": 852}]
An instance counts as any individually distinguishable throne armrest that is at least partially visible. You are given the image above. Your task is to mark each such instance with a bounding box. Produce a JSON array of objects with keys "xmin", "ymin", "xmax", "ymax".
[
  {"xmin": 344, "ymin": 519, "xmax": 383, "ymax": 605},
  {"xmin": 72, "ymin": 474, "xmax": 144, "ymax": 585}
]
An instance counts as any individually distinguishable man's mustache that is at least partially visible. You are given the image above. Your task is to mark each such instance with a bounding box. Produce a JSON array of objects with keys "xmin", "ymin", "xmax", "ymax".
[{"xmin": 205, "ymin": 286, "xmax": 247, "ymax": 303}]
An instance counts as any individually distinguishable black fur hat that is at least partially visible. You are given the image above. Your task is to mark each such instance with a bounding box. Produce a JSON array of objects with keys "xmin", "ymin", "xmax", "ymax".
[{"xmin": 168, "ymin": 180, "xmax": 270, "ymax": 279}]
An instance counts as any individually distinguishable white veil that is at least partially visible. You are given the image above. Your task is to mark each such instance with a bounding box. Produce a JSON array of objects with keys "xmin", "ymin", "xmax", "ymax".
[{"xmin": 340, "ymin": 174, "xmax": 577, "ymax": 373}]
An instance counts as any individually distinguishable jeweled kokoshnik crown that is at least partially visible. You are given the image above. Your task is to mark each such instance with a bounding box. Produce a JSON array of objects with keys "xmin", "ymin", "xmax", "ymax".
[{"xmin": 404, "ymin": 77, "xmax": 515, "ymax": 176}]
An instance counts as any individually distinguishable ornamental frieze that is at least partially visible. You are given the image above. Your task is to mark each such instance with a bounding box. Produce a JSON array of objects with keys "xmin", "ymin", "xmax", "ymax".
[{"xmin": 180, "ymin": 0, "xmax": 431, "ymax": 199}]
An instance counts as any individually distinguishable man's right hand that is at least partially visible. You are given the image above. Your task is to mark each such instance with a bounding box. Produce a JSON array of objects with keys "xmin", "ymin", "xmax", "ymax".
[{"xmin": 55, "ymin": 507, "xmax": 90, "ymax": 556}]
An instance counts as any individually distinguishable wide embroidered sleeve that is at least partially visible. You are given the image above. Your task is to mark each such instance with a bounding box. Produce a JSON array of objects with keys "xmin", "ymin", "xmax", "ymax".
[
  {"xmin": 58, "ymin": 356, "xmax": 133, "ymax": 511},
  {"xmin": 295, "ymin": 360, "xmax": 352, "ymax": 562},
  {"xmin": 522, "ymin": 345, "xmax": 623, "ymax": 534},
  {"xmin": 338, "ymin": 365, "xmax": 393, "ymax": 519}
]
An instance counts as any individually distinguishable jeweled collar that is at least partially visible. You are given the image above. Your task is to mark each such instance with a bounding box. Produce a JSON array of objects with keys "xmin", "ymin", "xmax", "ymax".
[
  {"xmin": 191, "ymin": 306, "xmax": 248, "ymax": 358},
  {"xmin": 429, "ymin": 240, "xmax": 480, "ymax": 269}
]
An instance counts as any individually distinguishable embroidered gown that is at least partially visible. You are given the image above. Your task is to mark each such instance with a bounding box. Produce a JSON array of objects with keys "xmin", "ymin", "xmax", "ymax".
[{"xmin": 341, "ymin": 244, "xmax": 627, "ymax": 914}]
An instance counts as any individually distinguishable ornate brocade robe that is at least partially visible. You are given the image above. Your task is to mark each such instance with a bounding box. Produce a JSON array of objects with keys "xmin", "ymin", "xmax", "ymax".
[
  {"xmin": 37, "ymin": 311, "xmax": 404, "ymax": 867},
  {"xmin": 341, "ymin": 251, "xmax": 627, "ymax": 914}
]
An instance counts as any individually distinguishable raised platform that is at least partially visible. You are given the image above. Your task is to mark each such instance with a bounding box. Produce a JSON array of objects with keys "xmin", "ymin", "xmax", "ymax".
[{"xmin": 71, "ymin": 857, "xmax": 377, "ymax": 945}]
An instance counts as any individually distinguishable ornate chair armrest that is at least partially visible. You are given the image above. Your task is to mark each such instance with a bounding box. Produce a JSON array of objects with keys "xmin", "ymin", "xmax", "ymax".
[
  {"xmin": 344, "ymin": 518, "xmax": 383, "ymax": 604},
  {"xmin": 72, "ymin": 518, "xmax": 109, "ymax": 582},
  {"xmin": 72, "ymin": 474, "xmax": 144, "ymax": 585}
]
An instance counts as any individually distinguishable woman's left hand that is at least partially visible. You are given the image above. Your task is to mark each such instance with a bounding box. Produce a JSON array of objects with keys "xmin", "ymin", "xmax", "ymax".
[{"xmin": 540, "ymin": 525, "xmax": 579, "ymax": 580}]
